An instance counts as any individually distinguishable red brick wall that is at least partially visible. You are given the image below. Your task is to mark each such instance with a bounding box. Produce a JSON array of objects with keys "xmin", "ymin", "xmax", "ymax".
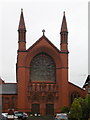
[
  {"xmin": 17, "ymin": 36, "xmax": 69, "ymax": 114},
  {"xmin": 2, "ymin": 95, "xmax": 17, "ymax": 113}
]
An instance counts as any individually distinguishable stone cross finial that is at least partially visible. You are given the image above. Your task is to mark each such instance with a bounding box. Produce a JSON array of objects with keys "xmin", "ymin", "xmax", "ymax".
[
  {"xmin": 21, "ymin": 8, "xmax": 23, "ymax": 13},
  {"xmin": 42, "ymin": 29, "xmax": 45, "ymax": 36},
  {"xmin": 63, "ymin": 11, "xmax": 65, "ymax": 16}
]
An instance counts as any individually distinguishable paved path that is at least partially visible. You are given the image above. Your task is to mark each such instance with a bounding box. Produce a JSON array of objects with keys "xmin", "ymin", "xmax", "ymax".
[{"xmin": 27, "ymin": 116, "xmax": 55, "ymax": 120}]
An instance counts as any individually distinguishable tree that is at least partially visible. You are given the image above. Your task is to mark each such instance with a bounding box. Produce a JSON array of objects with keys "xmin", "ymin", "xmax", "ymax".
[
  {"xmin": 78, "ymin": 97, "xmax": 88, "ymax": 120},
  {"xmin": 85, "ymin": 94, "xmax": 90, "ymax": 119},
  {"xmin": 70, "ymin": 98, "xmax": 82, "ymax": 120},
  {"xmin": 69, "ymin": 95, "xmax": 90, "ymax": 120},
  {"xmin": 61, "ymin": 106, "xmax": 70, "ymax": 113}
]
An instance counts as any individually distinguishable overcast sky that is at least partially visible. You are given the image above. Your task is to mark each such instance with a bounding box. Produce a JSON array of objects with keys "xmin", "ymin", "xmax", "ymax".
[{"xmin": 0, "ymin": 1, "xmax": 88, "ymax": 87}]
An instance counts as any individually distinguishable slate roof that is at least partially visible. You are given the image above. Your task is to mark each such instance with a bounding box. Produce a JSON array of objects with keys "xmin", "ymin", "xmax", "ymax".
[
  {"xmin": 83, "ymin": 75, "xmax": 90, "ymax": 88},
  {"xmin": 0, "ymin": 83, "xmax": 17, "ymax": 95}
]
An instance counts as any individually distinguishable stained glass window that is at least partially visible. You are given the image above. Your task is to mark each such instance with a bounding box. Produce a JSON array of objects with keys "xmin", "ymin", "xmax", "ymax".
[{"xmin": 30, "ymin": 53, "xmax": 56, "ymax": 82}]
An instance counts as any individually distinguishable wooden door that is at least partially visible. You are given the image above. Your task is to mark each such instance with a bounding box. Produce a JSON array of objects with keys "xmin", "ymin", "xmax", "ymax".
[
  {"xmin": 32, "ymin": 104, "xmax": 40, "ymax": 115},
  {"xmin": 46, "ymin": 104, "xmax": 54, "ymax": 115}
]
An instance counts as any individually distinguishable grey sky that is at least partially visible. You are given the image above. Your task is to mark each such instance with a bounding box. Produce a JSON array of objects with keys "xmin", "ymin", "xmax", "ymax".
[{"xmin": 0, "ymin": 1, "xmax": 88, "ymax": 87}]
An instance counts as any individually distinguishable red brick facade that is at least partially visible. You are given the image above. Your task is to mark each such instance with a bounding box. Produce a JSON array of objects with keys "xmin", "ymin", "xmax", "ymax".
[{"xmin": 1, "ymin": 10, "xmax": 87, "ymax": 115}]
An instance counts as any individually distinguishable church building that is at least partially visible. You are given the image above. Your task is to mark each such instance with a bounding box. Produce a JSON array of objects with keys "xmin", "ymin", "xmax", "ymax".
[{"xmin": 0, "ymin": 10, "xmax": 88, "ymax": 115}]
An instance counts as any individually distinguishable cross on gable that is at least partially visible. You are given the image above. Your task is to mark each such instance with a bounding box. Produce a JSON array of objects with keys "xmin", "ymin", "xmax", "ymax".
[{"xmin": 42, "ymin": 29, "xmax": 45, "ymax": 36}]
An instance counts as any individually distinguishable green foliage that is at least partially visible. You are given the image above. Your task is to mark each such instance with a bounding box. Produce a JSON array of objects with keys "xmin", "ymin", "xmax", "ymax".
[
  {"xmin": 69, "ymin": 94, "xmax": 90, "ymax": 120},
  {"xmin": 60, "ymin": 94, "xmax": 90, "ymax": 120},
  {"xmin": 84, "ymin": 94, "xmax": 90, "ymax": 119},
  {"xmin": 70, "ymin": 98, "xmax": 82, "ymax": 120},
  {"xmin": 85, "ymin": 94, "xmax": 90, "ymax": 110},
  {"xmin": 61, "ymin": 106, "xmax": 70, "ymax": 113},
  {"xmin": 78, "ymin": 97, "xmax": 88, "ymax": 120}
]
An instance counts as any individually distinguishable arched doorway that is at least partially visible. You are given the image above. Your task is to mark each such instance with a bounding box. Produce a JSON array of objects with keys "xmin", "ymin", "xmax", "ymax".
[
  {"xmin": 31, "ymin": 95, "xmax": 40, "ymax": 115},
  {"xmin": 46, "ymin": 94, "xmax": 54, "ymax": 115},
  {"xmin": 32, "ymin": 104, "xmax": 40, "ymax": 115},
  {"xmin": 46, "ymin": 104, "xmax": 54, "ymax": 115}
]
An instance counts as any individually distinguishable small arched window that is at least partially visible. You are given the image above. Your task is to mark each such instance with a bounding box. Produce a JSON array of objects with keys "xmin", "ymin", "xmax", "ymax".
[
  {"xmin": 70, "ymin": 92, "xmax": 80, "ymax": 104},
  {"xmin": 30, "ymin": 53, "xmax": 56, "ymax": 82}
]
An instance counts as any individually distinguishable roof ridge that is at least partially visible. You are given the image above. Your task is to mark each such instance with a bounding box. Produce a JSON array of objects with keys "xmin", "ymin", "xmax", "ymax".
[{"xmin": 27, "ymin": 35, "xmax": 60, "ymax": 52}]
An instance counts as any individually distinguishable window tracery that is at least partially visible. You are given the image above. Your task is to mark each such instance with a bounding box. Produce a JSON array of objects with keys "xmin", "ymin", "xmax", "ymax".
[{"xmin": 30, "ymin": 53, "xmax": 56, "ymax": 82}]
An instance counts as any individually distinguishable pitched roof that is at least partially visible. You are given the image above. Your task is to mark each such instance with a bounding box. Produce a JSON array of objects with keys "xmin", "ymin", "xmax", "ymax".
[
  {"xmin": 69, "ymin": 81, "xmax": 85, "ymax": 91},
  {"xmin": 0, "ymin": 78, "xmax": 5, "ymax": 85},
  {"xmin": 0, "ymin": 83, "xmax": 17, "ymax": 95},
  {"xmin": 83, "ymin": 75, "xmax": 90, "ymax": 88},
  {"xmin": 27, "ymin": 35, "xmax": 60, "ymax": 53}
]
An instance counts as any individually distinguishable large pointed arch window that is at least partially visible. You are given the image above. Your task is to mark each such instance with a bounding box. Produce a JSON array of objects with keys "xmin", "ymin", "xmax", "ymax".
[{"xmin": 30, "ymin": 53, "xmax": 56, "ymax": 82}]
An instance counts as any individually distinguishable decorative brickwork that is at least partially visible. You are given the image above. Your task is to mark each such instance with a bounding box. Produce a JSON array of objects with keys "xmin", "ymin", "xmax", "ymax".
[{"xmin": 1, "ymin": 10, "xmax": 87, "ymax": 115}]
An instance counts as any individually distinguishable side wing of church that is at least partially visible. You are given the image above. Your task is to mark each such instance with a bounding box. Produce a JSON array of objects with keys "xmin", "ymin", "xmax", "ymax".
[{"xmin": 0, "ymin": 10, "xmax": 88, "ymax": 115}]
